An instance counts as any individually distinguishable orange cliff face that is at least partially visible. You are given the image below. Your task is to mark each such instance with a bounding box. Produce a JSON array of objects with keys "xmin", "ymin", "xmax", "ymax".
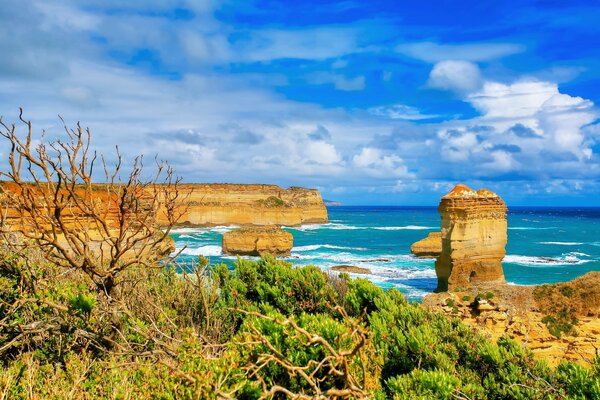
[
  {"xmin": 1, "ymin": 182, "xmax": 328, "ymax": 229},
  {"xmin": 435, "ymin": 184, "xmax": 507, "ymax": 292},
  {"xmin": 157, "ymin": 184, "xmax": 328, "ymax": 227}
]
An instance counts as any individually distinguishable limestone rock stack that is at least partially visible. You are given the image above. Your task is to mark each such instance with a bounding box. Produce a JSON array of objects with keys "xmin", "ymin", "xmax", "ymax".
[
  {"xmin": 222, "ymin": 226, "xmax": 293, "ymax": 257},
  {"xmin": 434, "ymin": 184, "xmax": 507, "ymax": 292}
]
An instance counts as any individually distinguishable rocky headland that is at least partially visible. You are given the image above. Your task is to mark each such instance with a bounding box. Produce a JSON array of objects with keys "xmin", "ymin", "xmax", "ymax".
[
  {"xmin": 222, "ymin": 225, "xmax": 293, "ymax": 256},
  {"xmin": 158, "ymin": 184, "xmax": 328, "ymax": 227}
]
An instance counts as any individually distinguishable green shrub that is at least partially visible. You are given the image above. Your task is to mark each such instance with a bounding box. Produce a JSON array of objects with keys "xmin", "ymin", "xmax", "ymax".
[
  {"xmin": 1, "ymin": 251, "xmax": 598, "ymax": 399},
  {"xmin": 68, "ymin": 292, "xmax": 97, "ymax": 315}
]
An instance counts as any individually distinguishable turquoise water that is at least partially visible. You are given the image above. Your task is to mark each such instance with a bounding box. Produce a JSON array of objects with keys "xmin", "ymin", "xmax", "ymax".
[{"xmin": 170, "ymin": 206, "xmax": 600, "ymax": 301}]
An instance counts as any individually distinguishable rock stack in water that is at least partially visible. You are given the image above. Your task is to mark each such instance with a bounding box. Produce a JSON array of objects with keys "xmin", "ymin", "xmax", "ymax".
[
  {"xmin": 435, "ymin": 184, "xmax": 507, "ymax": 292},
  {"xmin": 222, "ymin": 225, "xmax": 293, "ymax": 257}
]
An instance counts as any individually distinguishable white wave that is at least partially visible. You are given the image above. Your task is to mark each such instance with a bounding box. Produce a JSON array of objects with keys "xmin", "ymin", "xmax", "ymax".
[
  {"xmin": 503, "ymin": 253, "xmax": 592, "ymax": 266},
  {"xmin": 292, "ymin": 244, "xmax": 367, "ymax": 252},
  {"xmin": 178, "ymin": 245, "xmax": 222, "ymax": 257},
  {"xmin": 170, "ymin": 227, "xmax": 203, "ymax": 234},
  {"xmin": 288, "ymin": 223, "xmax": 437, "ymax": 232},
  {"xmin": 539, "ymin": 241, "xmax": 583, "ymax": 246},
  {"xmin": 284, "ymin": 224, "xmax": 324, "ymax": 231},
  {"xmin": 569, "ymin": 251, "xmax": 590, "ymax": 257},
  {"xmin": 327, "ymin": 223, "xmax": 365, "ymax": 230},
  {"xmin": 372, "ymin": 225, "xmax": 436, "ymax": 231},
  {"xmin": 170, "ymin": 226, "xmax": 237, "ymax": 235}
]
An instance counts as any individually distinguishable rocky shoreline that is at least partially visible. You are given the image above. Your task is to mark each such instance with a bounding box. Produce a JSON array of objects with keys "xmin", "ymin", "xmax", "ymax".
[{"xmin": 413, "ymin": 184, "xmax": 600, "ymax": 367}]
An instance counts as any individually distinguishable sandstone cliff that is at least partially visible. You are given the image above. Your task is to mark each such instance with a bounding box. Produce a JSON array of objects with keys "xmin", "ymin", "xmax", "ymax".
[
  {"xmin": 435, "ymin": 184, "xmax": 507, "ymax": 292},
  {"xmin": 222, "ymin": 226, "xmax": 293, "ymax": 256},
  {"xmin": 158, "ymin": 184, "xmax": 328, "ymax": 227},
  {"xmin": 410, "ymin": 231, "xmax": 442, "ymax": 258}
]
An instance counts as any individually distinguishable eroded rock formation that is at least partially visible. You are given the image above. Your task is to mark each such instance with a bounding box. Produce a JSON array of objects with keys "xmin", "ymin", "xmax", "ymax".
[
  {"xmin": 222, "ymin": 226, "xmax": 293, "ymax": 256},
  {"xmin": 158, "ymin": 184, "xmax": 328, "ymax": 227},
  {"xmin": 422, "ymin": 272, "xmax": 600, "ymax": 367},
  {"xmin": 410, "ymin": 232, "xmax": 442, "ymax": 258},
  {"xmin": 435, "ymin": 184, "xmax": 507, "ymax": 292}
]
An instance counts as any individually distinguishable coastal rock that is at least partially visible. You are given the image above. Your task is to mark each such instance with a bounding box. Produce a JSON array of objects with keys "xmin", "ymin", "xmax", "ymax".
[
  {"xmin": 157, "ymin": 184, "xmax": 328, "ymax": 227},
  {"xmin": 330, "ymin": 265, "xmax": 371, "ymax": 274},
  {"xmin": 422, "ymin": 272, "xmax": 600, "ymax": 367},
  {"xmin": 410, "ymin": 232, "xmax": 442, "ymax": 258},
  {"xmin": 222, "ymin": 225, "xmax": 293, "ymax": 256},
  {"xmin": 435, "ymin": 184, "xmax": 507, "ymax": 292},
  {"xmin": 1, "ymin": 182, "xmax": 328, "ymax": 229}
]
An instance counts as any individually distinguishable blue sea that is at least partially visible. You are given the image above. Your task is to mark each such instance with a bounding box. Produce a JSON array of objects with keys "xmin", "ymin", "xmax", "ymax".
[{"xmin": 170, "ymin": 206, "xmax": 600, "ymax": 301}]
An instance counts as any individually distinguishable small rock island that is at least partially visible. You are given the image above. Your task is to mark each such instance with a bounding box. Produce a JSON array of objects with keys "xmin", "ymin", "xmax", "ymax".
[{"xmin": 222, "ymin": 225, "xmax": 293, "ymax": 257}]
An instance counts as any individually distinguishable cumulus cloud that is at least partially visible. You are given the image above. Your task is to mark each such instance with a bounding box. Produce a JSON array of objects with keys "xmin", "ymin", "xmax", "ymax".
[
  {"xmin": 432, "ymin": 62, "xmax": 598, "ymax": 177},
  {"xmin": 353, "ymin": 148, "xmax": 414, "ymax": 178},
  {"xmin": 427, "ymin": 60, "xmax": 483, "ymax": 93}
]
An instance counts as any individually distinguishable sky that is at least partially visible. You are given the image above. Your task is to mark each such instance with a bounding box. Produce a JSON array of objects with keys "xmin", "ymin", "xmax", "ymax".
[{"xmin": 0, "ymin": 0, "xmax": 599, "ymax": 206}]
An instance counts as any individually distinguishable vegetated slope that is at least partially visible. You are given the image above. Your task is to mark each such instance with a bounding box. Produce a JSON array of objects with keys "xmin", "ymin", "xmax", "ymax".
[
  {"xmin": 1, "ymin": 252, "xmax": 599, "ymax": 399},
  {"xmin": 422, "ymin": 272, "xmax": 600, "ymax": 367}
]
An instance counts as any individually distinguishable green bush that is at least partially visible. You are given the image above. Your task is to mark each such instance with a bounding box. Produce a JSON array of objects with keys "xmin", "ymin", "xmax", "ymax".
[{"xmin": 1, "ymin": 252, "xmax": 599, "ymax": 399}]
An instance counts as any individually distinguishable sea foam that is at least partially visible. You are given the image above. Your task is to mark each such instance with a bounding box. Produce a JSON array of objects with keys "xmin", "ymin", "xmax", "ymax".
[{"xmin": 504, "ymin": 253, "xmax": 592, "ymax": 266}]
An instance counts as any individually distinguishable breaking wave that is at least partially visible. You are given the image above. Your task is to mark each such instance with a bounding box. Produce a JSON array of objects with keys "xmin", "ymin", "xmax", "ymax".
[
  {"xmin": 504, "ymin": 253, "xmax": 592, "ymax": 266},
  {"xmin": 538, "ymin": 241, "xmax": 583, "ymax": 246},
  {"xmin": 178, "ymin": 245, "xmax": 222, "ymax": 257}
]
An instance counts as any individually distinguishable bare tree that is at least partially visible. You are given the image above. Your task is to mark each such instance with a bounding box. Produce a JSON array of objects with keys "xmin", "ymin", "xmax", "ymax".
[{"xmin": 0, "ymin": 108, "xmax": 186, "ymax": 297}]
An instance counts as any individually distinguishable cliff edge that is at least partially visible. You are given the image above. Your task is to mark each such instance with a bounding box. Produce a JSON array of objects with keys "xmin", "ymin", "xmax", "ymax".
[{"xmin": 158, "ymin": 184, "xmax": 328, "ymax": 227}]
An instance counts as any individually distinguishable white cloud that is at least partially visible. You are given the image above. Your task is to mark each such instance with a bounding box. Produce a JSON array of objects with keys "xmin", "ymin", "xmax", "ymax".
[
  {"xmin": 232, "ymin": 27, "xmax": 361, "ymax": 62},
  {"xmin": 468, "ymin": 80, "xmax": 557, "ymax": 119},
  {"xmin": 432, "ymin": 63, "xmax": 598, "ymax": 176},
  {"xmin": 368, "ymin": 104, "xmax": 438, "ymax": 120},
  {"xmin": 304, "ymin": 141, "xmax": 342, "ymax": 164},
  {"xmin": 353, "ymin": 148, "xmax": 414, "ymax": 178},
  {"xmin": 428, "ymin": 60, "xmax": 482, "ymax": 93},
  {"xmin": 397, "ymin": 41, "xmax": 524, "ymax": 63}
]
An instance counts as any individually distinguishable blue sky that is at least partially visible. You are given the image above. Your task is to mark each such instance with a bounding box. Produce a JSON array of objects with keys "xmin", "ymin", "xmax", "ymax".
[{"xmin": 1, "ymin": 0, "xmax": 599, "ymax": 205}]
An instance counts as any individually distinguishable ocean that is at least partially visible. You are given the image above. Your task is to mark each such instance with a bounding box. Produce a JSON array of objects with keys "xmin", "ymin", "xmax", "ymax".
[{"xmin": 170, "ymin": 206, "xmax": 600, "ymax": 301}]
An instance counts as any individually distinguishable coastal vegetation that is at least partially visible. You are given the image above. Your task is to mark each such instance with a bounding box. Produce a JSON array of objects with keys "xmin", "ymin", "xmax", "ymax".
[
  {"xmin": 1, "ymin": 116, "xmax": 599, "ymax": 398},
  {"xmin": 1, "ymin": 253, "xmax": 600, "ymax": 399}
]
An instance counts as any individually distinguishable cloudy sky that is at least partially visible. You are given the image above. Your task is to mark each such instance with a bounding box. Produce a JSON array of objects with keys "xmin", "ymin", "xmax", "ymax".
[{"xmin": 1, "ymin": 0, "xmax": 599, "ymax": 205}]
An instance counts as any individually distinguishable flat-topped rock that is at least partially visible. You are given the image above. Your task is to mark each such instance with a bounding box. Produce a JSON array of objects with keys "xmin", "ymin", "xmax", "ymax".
[
  {"xmin": 435, "ymin": 184, "xmax": 507, "ymax": 292},
  {"xmin": 410, "ymin": 232, "xmax": 442, "ymax": 258},
  {"xmin": 222, "ymin": 225, "xmax": 293, "ymax": 257}
]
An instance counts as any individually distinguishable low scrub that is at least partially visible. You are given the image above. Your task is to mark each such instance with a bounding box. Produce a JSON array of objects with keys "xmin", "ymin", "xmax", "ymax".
[{"xmin": 1, "ymin": 252, "xmax": 599, "ymax": 399}]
